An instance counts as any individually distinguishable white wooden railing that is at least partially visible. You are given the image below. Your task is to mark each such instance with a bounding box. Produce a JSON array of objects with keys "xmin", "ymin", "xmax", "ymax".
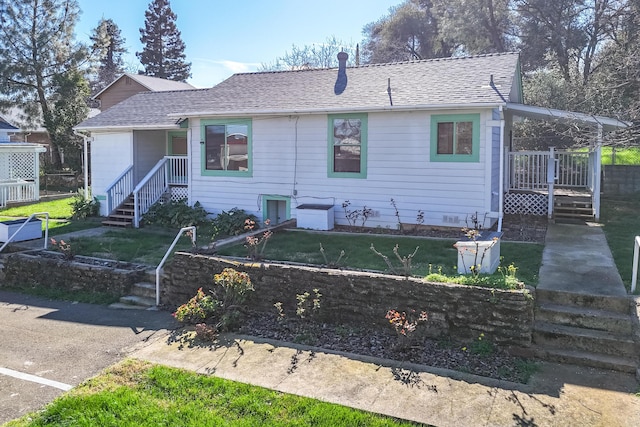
[
  {"xmin": 105, "ymin": 166, "xmax": 133, "ymax": 214},
  {"xmin": 554, "ymin": 150, "xmax": 591, "ymax": 188},
  {"xmin": 0, "ymin": 180, "xmax": 38, "ymax": 208},
  {"xmin": 166, "ymin": 155, "xmax": 188, "ymax": 185},
  {"xmin": 508, "ymin": 151, "xmax": 549, "ymax": 190},
  {"xmin": 133, "ymin": 160, "xmax": 169, "ymax": 228},
  {"xmin": 509, "ymin": 150, "xmax": 595, "ymax": 191}
]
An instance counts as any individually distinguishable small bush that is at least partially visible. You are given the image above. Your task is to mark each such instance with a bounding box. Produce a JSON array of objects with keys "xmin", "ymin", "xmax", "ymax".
[
  {"xmin": 70, "ymin": 194, "xmax": 100, "ymax": 219},
  {"xmin": 173, "ymin": 288, "xmax": 220, "ymax": 324},
  {"xmin": 211, "ymin": 208, "xmax": 259, "ymax": 238},
  {"xmin": 144, "ymin": 199, "xmax": 209, "ymax": 228}
]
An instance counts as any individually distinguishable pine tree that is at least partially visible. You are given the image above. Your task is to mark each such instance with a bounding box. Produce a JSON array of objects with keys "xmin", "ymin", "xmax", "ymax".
[
  {"xmin": 137, "ymin": 0, "xmax": 191, "ymax": 82},
  {"xmin": 90, "ymin": 18, "xmax": 127, "ymax": 94},
  {"xmin": 0, "ymin": 0, "xmax": 88, "ymax": 169}
]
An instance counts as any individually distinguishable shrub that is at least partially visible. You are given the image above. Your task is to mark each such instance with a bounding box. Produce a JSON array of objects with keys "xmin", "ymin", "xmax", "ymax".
[
  {"xmin": 70, "ymin": 194, "xmax": 100, "ymax": 219},
  {"xmin": 211, "ymin": 208, "xmax": 259, "ymax": 238},
  {"xmin": 173, "ymin": 288, "xmax": 219, "ymax": 324},
  {"xmin": 144, "ymin": 199, "xmax": 209, "ymax": 228}
]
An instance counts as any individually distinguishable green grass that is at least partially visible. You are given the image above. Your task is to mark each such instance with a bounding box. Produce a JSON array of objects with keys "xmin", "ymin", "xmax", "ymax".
[
  {"xmin": 6, "ymin": 359, "xmax": 419, "ymax": 427},
  {"xmin": 218, "ymin": 230, "xmax": 543, "ymax": 286},
  {"xmin": 0, "ymin": 196, "xmax": 75, "ymax": 219},
  {"xmin": 601, "ymin": 147, "xmax": 640, "ymax": 166},
  {"xmin": 65, "ymin": 226, "xmax": 198, "ymax": 265},
  {"xmin": 600, "ymin": 195, "xmax": 640, "ymax": 292}
]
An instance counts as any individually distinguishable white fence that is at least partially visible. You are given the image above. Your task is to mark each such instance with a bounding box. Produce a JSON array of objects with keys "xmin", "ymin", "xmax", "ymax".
[
  {"xmin": 0, "ymin": 180, "xmax": 38, "ymax": 208},
  {"xmin": 509, "ymin": 149, "xmax": 595, "ymax": 191}
]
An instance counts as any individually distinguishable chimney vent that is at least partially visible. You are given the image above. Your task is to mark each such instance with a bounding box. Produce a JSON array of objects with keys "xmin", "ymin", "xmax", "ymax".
[{"xmin": 334, "ymin": 52, "xmax": 349, "ymax": 95}]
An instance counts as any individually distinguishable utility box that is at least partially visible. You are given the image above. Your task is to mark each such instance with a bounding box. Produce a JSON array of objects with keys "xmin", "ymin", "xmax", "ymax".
[
  {"xmin": 296, "ymin": 204, "xmax": 335, "ymax": 231},
  {"xmin": 0, "ymin": 218, "xmax": 42, "ymax": 242},
  {"xmin": 455, "ymin": 231, "xmax": 502, "ymax": 274}
]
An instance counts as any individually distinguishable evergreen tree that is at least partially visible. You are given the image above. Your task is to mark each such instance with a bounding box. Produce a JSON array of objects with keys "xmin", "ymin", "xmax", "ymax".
[
  {"xmin": 0, "ymin": 0, "xmax": 88, "ymax": 169},
  {"xmin": 90, "ymin": 18, "xmax": 127, "ymax": 94},
  {"xmin": 137, "ymin": 0, "xmax": 191, "ymax": 82}
]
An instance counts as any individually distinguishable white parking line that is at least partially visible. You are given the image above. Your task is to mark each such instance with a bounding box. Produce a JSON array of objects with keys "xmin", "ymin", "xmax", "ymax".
[{"xmin": 0, "ymin": 367, "xmax": 72, "ymax": 391}]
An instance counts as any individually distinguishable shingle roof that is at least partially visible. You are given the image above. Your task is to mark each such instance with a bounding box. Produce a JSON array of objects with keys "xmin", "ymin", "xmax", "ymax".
[{"xmin": 77, "ymin": 53, "xmax": 521, "ymax": 130}]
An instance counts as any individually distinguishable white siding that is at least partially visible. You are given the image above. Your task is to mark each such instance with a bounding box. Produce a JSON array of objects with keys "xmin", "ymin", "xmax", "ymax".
[
  {"xmin": 133, "ymin": 130, "xmax": 167, "ymax": 182},
  {"xmin": 91, "ymin": 132, "xmax": 133, "ymax": 216},
  {"xmin": 188, "ymin": 110, "xmax": 497, "ymax": 228}
]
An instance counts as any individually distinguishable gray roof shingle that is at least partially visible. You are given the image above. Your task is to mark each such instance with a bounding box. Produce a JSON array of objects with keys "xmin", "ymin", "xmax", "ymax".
[{"xmin": 77, "ymin": 53, "xmax": 521, "ymax": 130}]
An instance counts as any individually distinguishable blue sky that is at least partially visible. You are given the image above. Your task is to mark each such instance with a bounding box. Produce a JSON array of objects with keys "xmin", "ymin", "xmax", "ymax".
[{"xmin": 75, "ymin": 0, "xmax": 401, "ymax": 88}]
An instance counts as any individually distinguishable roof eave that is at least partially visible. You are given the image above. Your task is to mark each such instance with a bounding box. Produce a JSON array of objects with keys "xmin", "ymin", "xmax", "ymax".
[
  {"xmin": 167, "ymin": 102, "xmax": 507, "ymax": 119},
  {"xmin": 73, "ymin": 123, "xmax": 180, "ymax": 132}
]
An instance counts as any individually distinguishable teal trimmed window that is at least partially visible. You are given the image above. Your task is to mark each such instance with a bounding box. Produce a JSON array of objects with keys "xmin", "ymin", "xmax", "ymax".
[
  {"xmin": 200, "ymin": 119, "xmax": 252, "ymax": 176},
  {"xmin": 430, "ymin": 114, "xmax": 480, "ymax": 162},
  {"xmin": 328, "ymin": 113, "xmax": 367, "ymax": 178}
]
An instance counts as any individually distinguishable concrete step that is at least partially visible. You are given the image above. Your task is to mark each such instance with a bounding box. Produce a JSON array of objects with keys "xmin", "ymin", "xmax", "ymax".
[
  {"xmin": 118, "ymin": 295, "xmax": 155, "ymax": 308},
  {"xmin": 102, "ymin": 220, "xmax": 132, "ymax": 228},
  {"xmin": 536, "ymin": 289, "xmax": 631, "ymax": 314},
  {"xmin": 533, "ymin": 321, "xmax": 638, "ymax": 358},
  {"xmin": 535, "ymin": 302, "xmax": 634, "ymax": 335},
  {"xmin": 532, "ymin": 347, "xmax": 638, "ymax": 374},
  {"xmin": 131, "ymin": 282, "xmax": 156, "ymax": 299}
]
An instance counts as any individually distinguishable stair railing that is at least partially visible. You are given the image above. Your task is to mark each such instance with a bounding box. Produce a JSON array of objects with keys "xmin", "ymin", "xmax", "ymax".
[
  {"xmin": 133, "ymin": 158, "xmax": 170, "ymax": 228},
  {"xmin": 0, "ymin": 212, "xmax": 50, "ymax": 253},
  {"xmin": 631, "ymin": 236, "xmax": 640, "ymax": 293},
  {"xmin": 155, "ymin": 226, "xmax": 196, "ymax": 306},
  {"xmin": 105, "ymin": 166, "xmax": 134, "ymax": 214}
]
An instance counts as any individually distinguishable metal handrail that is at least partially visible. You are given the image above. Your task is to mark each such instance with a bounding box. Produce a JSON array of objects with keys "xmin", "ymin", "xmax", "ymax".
[
  {"xmin": 0, "ymin": 212, "xmax": 50, "ymax": 253},
  {"xmin": 155, "ymin": 226, "xmax": 197, "ymax": 306},
  {"xmin": 632, "ymin": 236, "xmax": 640, "ymax": 293}
]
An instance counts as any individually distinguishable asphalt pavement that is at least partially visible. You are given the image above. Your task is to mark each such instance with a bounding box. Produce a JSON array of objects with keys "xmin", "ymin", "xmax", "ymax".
[{"xmin": 0, "ymin": 290, "xmax": 177, "ymax": 424}]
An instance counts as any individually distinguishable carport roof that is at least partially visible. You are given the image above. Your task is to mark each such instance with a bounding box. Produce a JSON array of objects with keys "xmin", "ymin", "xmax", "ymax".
[{"xmin": 505, "ymin": 103, "xmax": 630, "ymax": 133}]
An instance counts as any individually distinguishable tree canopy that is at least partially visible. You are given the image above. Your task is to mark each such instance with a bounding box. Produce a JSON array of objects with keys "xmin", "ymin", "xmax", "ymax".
[
  {"xmin": 137, "ymin": 0, "xmax": 191, "ymax": 82},
  {"xmin": 259, "ymin": 36, "xmax": 358, "ymax": 71},
  {"xmin": 0, "ymin": 0, "xmax": 89, "ymax": 169},
  {"xmin": 89, "ymin": 18, "xmax": 127, "ymax": 95}
]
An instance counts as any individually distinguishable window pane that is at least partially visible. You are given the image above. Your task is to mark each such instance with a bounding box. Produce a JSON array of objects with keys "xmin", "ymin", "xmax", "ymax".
[
  {"xmin": 205, "ymin": 125, "xmax": 225, "ymax": 170},
  {"xmin": 225, "ymin": 127, "xmax": 248, "ymax": 171},
  {"xmin": 333, "ymin": 118, "xmax": 361, "ymax": 173},
  {"xmin": 456, "ymin": 122, "xmax": 473, "ymax": 155},
  {"xmin": 334, "ymin": 146, "xmax": 361, "ymax": 172},
  {"xmin": 333, "ymin": 119, "xmax": 361, "ymax": 145},
  {"xmin": 437, "ymin": 122, "xmax": 454, "ymax": 154}
]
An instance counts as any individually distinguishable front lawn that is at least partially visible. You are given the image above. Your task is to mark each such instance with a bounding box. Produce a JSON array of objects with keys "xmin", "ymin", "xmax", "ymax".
[
  {"xmin": 5, "ymin": 359, "xmax": 418, "ymax": 427},
  {"xmin": 218, "ymin": 230, "xmax": 543, "ymax": 286}
]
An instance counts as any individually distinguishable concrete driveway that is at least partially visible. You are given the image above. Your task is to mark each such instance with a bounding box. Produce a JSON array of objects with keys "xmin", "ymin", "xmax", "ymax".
[{"xmin": 0, "ymin": 290, "xmax": 177, "ymax": 424}]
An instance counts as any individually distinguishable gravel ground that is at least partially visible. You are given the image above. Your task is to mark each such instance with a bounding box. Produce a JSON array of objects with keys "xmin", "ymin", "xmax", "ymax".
[{"xmin": 237, "ymin": 312, "xmax": 537, "ymax": 384}]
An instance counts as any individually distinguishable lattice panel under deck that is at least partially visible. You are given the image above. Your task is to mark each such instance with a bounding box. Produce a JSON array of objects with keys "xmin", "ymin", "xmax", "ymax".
[
  {"xmin": 504, "ymin": 192, "xmax": 547, "ymax": 216},
  {"xmin": 170, "ymin": 186, "xmax": 188, "ymax": 202},
  {"xmin": 0, "ymin": 152, "xmax": 37, "ymax": 180}
]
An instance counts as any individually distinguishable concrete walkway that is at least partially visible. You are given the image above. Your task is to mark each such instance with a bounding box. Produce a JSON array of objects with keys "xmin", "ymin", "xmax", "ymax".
[{"xmin": 538, "ymin": 222, "xmax": 627, "ymax": 297}]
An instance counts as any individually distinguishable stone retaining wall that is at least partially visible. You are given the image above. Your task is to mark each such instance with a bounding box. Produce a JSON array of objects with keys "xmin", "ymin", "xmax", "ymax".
[
  {"xmin": 1, "ymin": 251, "xmax": 146, "ymax": 295},
  {"xmin": 163, "ymin": 253, "xmax": 534, "ymax": 346}
]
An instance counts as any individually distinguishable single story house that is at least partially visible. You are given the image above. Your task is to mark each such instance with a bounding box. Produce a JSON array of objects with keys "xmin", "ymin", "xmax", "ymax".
[{"xmin": 75, "ymin": 52, "xmax": 628, "ymax": 229}]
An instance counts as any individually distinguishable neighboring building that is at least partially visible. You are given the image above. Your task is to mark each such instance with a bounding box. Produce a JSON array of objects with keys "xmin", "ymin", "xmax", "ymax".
[
  {"xmin": 93, "ymin": 73, "xmax": 195, "ymax": 111},
  {"xmin": 0, "ymin": 115, "xmax": 19, "ymax": 143},
  {"xmin": 75, "ymin": 52, "xmax": 628, "ymax": 228}
]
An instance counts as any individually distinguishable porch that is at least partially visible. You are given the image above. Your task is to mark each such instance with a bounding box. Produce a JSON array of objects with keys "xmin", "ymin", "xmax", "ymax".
[
  {"xmin": 505, "ymin": 148, "xmax": 598, "ymax": 221},
  {"xmin": 102, "ymin": 156, "xmax": 188, "ymax": 227}
]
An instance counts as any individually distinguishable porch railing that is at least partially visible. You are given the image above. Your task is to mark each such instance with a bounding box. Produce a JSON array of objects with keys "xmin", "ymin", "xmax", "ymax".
[
  {"xmin": 105, "ymin": 165, "xmax": 133, "ymax": 214},
  {"xmin": 508, "ymin": 150, "xmax": 595, "ymax": 191},
  {"xmin": 508, "ymin": 151, "xmax": 549, "ymax": 190},
  {"xmin": 132, "ymin": 156, "xmax": 188, "ymax": 227},
  {"xmin": 0, "ymin": 180, "xmax": 38, "ymax": 208}
]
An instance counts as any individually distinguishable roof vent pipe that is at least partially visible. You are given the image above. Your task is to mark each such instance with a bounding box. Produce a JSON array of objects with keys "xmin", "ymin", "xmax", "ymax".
[{"xmin": 334, "ymin": 52, "xmax": 348, "ymax": 95}]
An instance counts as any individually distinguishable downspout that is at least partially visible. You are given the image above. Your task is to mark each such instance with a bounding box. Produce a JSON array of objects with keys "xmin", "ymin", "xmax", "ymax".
[
  {"xmin": 73, "ymin": 130, "xmax": 92, "ymax": 200},
  {"xmin": 498, "ymin": 106, "xmax": 505, "ymax": 232}
]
